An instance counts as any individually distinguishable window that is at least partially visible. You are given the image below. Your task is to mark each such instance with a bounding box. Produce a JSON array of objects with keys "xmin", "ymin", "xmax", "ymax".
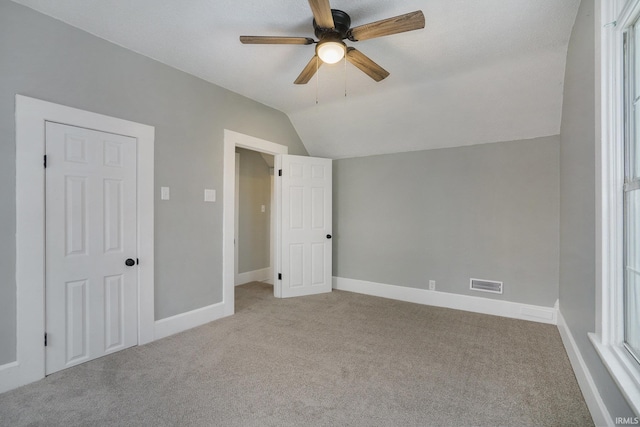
[
  {"xmin": 593, "ymin": 0, "xmax": 640, "ymax": 415},
  {"xmin": 625, "ymin": 21, "xmax": 640, "ymax": 363}
]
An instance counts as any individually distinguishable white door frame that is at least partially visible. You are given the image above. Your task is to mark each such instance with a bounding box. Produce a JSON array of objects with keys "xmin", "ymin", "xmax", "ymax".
[
  {"xmin": 234, "ymin": 153, "xmax": 240, "ymax": 285},
  {"xmin": 223, "ymin": 130, "xmax": 287, "ymax": 309},
  {"xmin": 4, "ymin": 95, "xmax": 155, "ymax": 393}
]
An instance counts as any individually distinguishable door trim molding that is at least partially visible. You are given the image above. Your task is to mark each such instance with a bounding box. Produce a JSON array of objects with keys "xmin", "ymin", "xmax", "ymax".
[
  {"xmin": 223, "ymin": 130, "xmax": 287, "ymax": 311},
  {"xmin": 234, "ymin": 153, "xmax": 240, "ymax": 285},
  {"xmin": 3, "ymin": 95, "xmax": 155, "ymax": 393}
]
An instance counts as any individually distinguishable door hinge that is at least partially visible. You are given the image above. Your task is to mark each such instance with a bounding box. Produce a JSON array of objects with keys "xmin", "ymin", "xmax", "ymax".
[
  {"xmin": 43, "ymin": 155, "xmax": 47, "ymax": 168},
  {"xmin": 278, "ymin": 273, "xmax": 282, "ymax": 280},
  {"xmin": 44, "ymin": 333, "xmax": 48, "ymax": 347},
  {"xmin": 278, "ymin": 169, "xmax": 282, "ymax": 177}
]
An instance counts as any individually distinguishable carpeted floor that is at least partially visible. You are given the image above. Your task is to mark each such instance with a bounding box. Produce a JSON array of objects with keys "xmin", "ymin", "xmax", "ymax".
[{"xmin": 0, "ymin": 282, "xmax": 592, "ymax": 426}]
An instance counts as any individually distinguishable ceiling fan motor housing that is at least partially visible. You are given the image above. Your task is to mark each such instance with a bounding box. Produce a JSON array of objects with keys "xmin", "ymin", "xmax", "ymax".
[{"xmin": 313, "ymin": 9, "xmax": 351, "ymax": 39}]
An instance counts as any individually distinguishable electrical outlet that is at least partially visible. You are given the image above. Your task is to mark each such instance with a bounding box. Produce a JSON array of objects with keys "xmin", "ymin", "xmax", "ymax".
[{"xmin": 429, "ymin": 280, "xmax": 436, "ymax": 291}]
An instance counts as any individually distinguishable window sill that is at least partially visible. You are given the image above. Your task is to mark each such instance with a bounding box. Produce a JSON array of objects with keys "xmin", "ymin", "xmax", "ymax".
[{"xmin": 590, "ymin": 332, "xmax": 640, "ymax": 415}]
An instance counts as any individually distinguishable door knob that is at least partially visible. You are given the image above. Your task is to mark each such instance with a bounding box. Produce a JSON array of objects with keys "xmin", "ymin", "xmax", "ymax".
[
  {"xmin": 125, "ymin": 258, "xmax": 135, "ymax": 267},
  {"xmin": 326, "ymin": 234, "xmax": 332, "ymax": 239}
]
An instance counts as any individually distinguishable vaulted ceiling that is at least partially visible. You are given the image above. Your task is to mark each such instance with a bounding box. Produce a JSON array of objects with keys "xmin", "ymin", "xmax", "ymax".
[{"xmin": 11, "ymin": 0, "xmax": 581, "ymax": 159}]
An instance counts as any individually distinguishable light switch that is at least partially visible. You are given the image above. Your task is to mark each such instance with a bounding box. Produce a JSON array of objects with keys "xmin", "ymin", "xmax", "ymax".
[
  {"xmin": 261, "ymin": 205, "xmax": 266, "ymax": 213},
  {"xmin": 204, "ymin": 189, "xmax": 216, "ymax": 202},
  {"xmin": 161, "ymin": 187, "xmax": 170, "ymax": 200}
]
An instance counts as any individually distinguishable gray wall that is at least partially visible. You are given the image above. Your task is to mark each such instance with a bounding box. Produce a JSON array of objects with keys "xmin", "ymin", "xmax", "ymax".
[
  {"xmin": 236, "ymin": 148, "xmax": 271, "ymax": 274},
  {"xmin": 333, "ymin": 136, "xmax": 560, "ymax": 307},
  {"xmin": 0, "ymin": 1, "xmax": 307, "ymax": 365},
  {"xmin": 558, "ymin": 0, "xmax": 635, "ymax": 418}
]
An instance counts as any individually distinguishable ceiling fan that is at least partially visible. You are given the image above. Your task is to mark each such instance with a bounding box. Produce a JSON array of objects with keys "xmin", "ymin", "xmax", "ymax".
[{"xmin": 240, "ymin": 0, "xmax": 425, "ymax": 84}]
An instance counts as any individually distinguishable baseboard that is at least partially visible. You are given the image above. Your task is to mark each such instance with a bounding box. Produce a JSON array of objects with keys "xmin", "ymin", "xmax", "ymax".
[
  {"xmin": 332, "ymin": 277, "xmax": 557, "ymax": 325},
  {"xmin": 0, "ymin": 361, "xmax": 35, "ymax": 395},
  {"xmin": 235, "ymin": 267, "xmax": 272, "ymax": 286},
  {"xmin": 556, "ymin": 312, "xmax": 613, "ymax": 427},
  {"xmin": 154, "ymin": 302, "xmax": 228, "ymax": 340}
]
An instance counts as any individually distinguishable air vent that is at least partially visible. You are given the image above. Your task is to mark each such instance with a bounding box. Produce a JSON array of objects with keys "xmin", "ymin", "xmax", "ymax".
[{"xmin": 470, "ymin": 278, "xmax": 503, "ymax": 294}]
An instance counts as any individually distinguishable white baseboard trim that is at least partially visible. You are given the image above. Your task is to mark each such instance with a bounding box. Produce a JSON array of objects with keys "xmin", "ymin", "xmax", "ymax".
[
  {"xmin": 0, "ymin": 361, "xmax": 34, "ymax": 395},
  {"xmin": 332, "ymin": 277, "xmax": 558, "ymax": 325},
  {"xmin": 236, "ymin": 267, "xmax": 272, "ymax": 286},
  {"xmin": 154, "ymin": 302, "xmax": 228, "ymax": 341},
  {"xmin": 557, "ymin": 311, "xmax": 612, "ymax": 427}
]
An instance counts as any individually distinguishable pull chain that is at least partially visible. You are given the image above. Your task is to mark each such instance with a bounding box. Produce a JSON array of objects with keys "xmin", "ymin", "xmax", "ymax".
[
  {"xmin": 344, "ymin": 56, "xmax": 347, "ymax": 98},
  {"xmin": 315, "ymin": 55, "xmax": 319, "ymax": 105}
]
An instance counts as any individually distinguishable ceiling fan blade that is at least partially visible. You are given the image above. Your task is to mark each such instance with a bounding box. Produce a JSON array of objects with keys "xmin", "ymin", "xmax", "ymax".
[
  {"xmin": 348, "ymin": 10, "xmax": 425, "ymax": 41},
  {"xmin": 308, "ymin": 0, "xmax": 334, "ymax": 29},
  {"xmin": 345, "ymin": 47, "xmax": 389, "ymax": 82},
  {"xmin": 294, "ymin": 55, "xmax": 322, "ymax": 84},
  {"xmin": 240, "ymin": 36, "xmax": 315, "ymax": 45}
]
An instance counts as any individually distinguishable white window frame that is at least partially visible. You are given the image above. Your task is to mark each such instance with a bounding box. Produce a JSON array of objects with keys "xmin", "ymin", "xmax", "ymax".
[{"xmin": 593, "ymin": 0, "xmax": 640, "ymax": 415}]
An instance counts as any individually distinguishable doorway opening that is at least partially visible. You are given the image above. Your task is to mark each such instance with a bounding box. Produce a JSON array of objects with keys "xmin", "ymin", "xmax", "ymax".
[
  {"xmin": 235, "ymin": 148, "xmax": 275, "ymax": 287},
  {"xmin": 223, "ymin": 130, "xmax": 288, "ymax": 316}
]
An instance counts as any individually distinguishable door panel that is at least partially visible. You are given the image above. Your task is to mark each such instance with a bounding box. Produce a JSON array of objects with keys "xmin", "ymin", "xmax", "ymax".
[
  {"xmin": 65, "ymin": 176, "xmax": 88, "ymax": 256},
  {"xmin": 65, "ymin": 279, "xmax": 88, "ymax": 363},
  {"xmin": 104, "ymin": 274, "xmax": 124, "ymax": 350},
  {"xmin": 45, "ymin": 122, "xmax": 138, "ymax": 375},
  {"xmin": 278, "ymin": 155, "xmax": 332, "ymax": 298},
  {"xmin": 311, "ymin": 243, "xmax": 325, "ymax": 285},
  {"xmin": 104, "ymin": 179, "xmax": 124, "ymax": 253}
]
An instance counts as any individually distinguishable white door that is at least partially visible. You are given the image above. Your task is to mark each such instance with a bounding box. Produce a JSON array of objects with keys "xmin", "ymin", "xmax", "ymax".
[
  {"xmin": 45, "ymin": 122, "xmax": 138, "ymax": 374},
  {"xmin": 277, "ymin": 154, "xmax": 332, "ymax": 298}
]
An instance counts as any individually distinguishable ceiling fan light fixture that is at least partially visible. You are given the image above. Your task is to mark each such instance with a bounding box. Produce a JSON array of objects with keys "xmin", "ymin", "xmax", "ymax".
[{"xmin": 317, "ymin": 39, "xmax": 345, "ymax": 64}]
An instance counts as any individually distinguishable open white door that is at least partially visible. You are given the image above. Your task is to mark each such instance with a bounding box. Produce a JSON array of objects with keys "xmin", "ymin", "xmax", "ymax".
[{"xmin": 276, "ymin": 154, "xmax": 332, "ymax": 298}]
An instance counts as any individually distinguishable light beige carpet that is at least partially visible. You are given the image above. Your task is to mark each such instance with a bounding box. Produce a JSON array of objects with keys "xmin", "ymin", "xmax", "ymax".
[{"xmin": 0, "ymin": 282, "xmax": 592, "ymax": 426}]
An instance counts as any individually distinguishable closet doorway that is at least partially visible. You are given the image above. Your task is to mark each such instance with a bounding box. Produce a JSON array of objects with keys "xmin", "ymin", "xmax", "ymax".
[{"xmin": 234, "ymin": 148, "xmax": 275, "ymax": 286}]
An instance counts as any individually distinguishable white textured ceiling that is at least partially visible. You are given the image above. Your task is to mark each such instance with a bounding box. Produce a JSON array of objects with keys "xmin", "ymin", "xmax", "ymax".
[{"xmin": 11, "ymin": 0, "xmax": 580, "ymax": 159}]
